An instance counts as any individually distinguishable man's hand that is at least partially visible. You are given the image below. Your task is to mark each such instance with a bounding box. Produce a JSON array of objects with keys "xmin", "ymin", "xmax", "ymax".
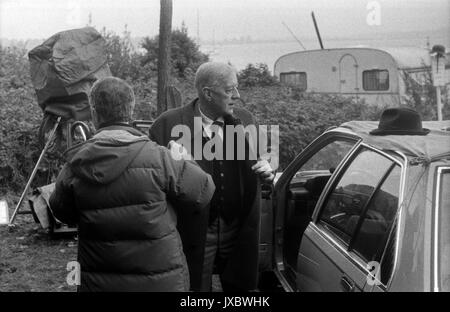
[
  {"xmin": 168, "ymin": 140, "xmax": 192, "ymax": 161},
  {"xmin": 251, "ymin": 159, "xmax": 275, "ymax": 183}
]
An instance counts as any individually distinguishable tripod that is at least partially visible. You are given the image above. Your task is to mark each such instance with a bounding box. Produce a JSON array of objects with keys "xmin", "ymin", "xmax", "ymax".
[{"xmin": 8, "ymin": 117, "xmax": 89, "ymax": 226}]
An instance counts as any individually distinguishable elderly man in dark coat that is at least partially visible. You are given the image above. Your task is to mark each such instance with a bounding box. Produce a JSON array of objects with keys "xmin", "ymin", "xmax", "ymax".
[
  {"xmin": 149, "ymin": 62, "xmax": 274, "ymax": 291},
  {"xmin": 50, "ymin": 77, "xmax": 215, "ymax": 291}
]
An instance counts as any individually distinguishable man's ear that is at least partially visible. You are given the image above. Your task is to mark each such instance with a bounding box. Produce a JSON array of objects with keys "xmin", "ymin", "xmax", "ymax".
[{"xmin": 202, "ymin": 87, "xmax": 212, "ymax": 101}]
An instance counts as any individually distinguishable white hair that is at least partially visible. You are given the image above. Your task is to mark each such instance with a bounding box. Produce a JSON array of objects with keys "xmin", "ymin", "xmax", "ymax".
[{"xmin": 194, "ymin": 62, "xmax": 237, "ymax": 93}]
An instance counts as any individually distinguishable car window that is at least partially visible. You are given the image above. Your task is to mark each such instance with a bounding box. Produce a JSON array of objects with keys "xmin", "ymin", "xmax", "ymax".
[
  {"xmin": 351, "ymin": 165, "xmax": 400, "ymax": 262},
  {"xmin": 290, "ymin": 139, "xmax": 357, "ymax": 200},
  {"xmin": 439, "ymin": 169, "xmax": 450, "ymax": 291},
  {"xmin": 301, "ymin": 140, "xmax": 355, "ymax": 173},
  {"xmin": 319, "ymin": 148, "xmax": 395, "ymax": 245}
]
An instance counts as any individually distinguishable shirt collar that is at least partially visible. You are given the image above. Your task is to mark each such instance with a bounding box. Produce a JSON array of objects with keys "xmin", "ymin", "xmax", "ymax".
[
  {"xmin": 198, "ymin": 103, "xmax": 224, "ymax": 125},
  {"xmin": 198, "ymin": 103, "xmax": 224, "ymax": 139}
]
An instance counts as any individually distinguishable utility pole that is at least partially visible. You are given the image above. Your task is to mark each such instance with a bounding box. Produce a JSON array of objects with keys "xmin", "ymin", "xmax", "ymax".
[{"xmin": 157, "ymin": 0, "xmax": 172, "ymax": 116}]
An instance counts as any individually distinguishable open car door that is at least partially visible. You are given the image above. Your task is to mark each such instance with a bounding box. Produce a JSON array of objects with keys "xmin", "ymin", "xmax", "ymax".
[{"xmin": 264, "ymin": 131, "xmax": 359, "ymax": 291}]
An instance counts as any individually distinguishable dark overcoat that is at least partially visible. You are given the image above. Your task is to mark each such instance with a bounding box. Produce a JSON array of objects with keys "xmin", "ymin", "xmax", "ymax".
[{"xmin": 149, "ymin": 99, "xmax": 261, "ymax": 291}]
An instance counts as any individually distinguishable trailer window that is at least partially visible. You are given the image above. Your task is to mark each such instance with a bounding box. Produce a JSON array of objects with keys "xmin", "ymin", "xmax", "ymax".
[
  {"xmin": 280, "ymin": 72, "xmax": 307, "ymax": 90},
  {"xmin": 363, "ymin": 70, "xmax": 389, "ymax": 91}
]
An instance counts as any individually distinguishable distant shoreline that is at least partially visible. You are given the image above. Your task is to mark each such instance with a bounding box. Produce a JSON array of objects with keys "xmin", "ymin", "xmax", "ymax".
[
  {"xmin": 1, "ymin": 26, "xmax": 447, "ymax": 49},
  {"xmin": 2, "ymin": 27, "xmax": 448, "ymax": 72}
]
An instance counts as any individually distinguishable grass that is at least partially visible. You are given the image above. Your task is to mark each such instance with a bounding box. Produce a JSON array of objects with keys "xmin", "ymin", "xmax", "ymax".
[{"xmin": 0, "ymin": 192, "xmax": 77, "ymax": 292}]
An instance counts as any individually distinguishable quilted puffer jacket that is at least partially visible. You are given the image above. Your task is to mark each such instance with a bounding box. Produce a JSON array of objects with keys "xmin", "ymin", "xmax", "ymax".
[{"xmin": 50, "ymin": 124, "xmax": 214, "ymax": 291}]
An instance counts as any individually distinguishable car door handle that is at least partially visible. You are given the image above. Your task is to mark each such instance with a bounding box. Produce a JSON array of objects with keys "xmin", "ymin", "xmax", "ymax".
[{"xmin": 340, "ymin": 276, "xmax": 355, "ymax": 292}]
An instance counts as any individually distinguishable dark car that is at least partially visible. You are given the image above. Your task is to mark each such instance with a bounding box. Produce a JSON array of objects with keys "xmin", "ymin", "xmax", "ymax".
[{"xmin": 259, "ymin": 120, "xmax": 450, "ymax": 292}]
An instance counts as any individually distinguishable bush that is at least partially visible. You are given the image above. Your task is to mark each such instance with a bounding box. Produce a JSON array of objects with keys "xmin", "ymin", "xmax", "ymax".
[
  {"xmin": 238, "ymin": 86, "xmax": 384, "ymax": 169},
  {"xmin": 1, "ymin": 25, "xmax": 447, "ymax": 193},
  {"xmin": 101, "ymin": 28, "xmax": 137, "ymax": 80},
  {"xmin": 238, "ymin": 63, "xmax": 278, "ymax": 88},
  {"xmin": 141, "ymin": 23, "xmax": 209, "ymax": 78},
  {"xmin": 402, "ymin": 71, "xmax": 450, "ymax": 120},
  {"xmin": 0, "ymin": 45, "xmax": 50, "ymax": 192}
]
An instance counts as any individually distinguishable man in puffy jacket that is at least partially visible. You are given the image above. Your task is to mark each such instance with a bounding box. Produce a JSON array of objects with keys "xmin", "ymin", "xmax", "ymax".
[{"xmin": 50, "ymin": 77, "xmax": 215, "ymax": 292}]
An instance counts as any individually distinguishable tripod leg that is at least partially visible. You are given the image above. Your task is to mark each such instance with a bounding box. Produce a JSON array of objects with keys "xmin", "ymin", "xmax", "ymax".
[{"xmin": 9, "ymin": 116, "xmax": 62, "ymax": 225}]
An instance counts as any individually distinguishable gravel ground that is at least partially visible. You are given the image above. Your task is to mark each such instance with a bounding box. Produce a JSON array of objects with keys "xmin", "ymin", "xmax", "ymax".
[{"xmin": 0, "ymin": 193, "xmax": 77, "ymax": 292}]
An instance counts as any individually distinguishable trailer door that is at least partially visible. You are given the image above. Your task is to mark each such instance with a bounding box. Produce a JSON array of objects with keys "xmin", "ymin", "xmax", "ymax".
[{"xmin": 339, "ymin": 54, "xmax": 359, "ymax": 94}]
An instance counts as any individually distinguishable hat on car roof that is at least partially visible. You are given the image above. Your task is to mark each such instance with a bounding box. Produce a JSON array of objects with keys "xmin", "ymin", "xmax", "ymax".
[{"xmin": 370, "ymin": 107, "xmax": 430, "ymax": 136}]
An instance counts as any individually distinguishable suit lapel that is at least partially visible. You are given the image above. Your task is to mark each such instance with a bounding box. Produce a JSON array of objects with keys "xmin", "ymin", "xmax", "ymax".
[{"xmin": 182, "ymin": 99, "xmax": 213, "ymax": 174}]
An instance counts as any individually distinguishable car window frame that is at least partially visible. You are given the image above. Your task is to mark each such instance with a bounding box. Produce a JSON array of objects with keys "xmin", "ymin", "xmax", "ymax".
[
  {"xmin": 318, "ymin": 151, "xmax": 397, "ymax": 247},
  {"xmin": 310, "ymin": 143, "xmax": 406, "ymax": 289},
  {"xmin": 434, "ymin": 166, "xmax": 450, "ymax": 292},
  {"xmin": 274, "ymin": 130, "xmax": 360, "ymax": 191}
]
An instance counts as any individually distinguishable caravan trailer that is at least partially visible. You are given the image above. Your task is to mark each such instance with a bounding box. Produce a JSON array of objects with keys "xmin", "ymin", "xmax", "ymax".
[{"xmin": 274, "ymin": 47, "xmax": 449, "ymax": 107}]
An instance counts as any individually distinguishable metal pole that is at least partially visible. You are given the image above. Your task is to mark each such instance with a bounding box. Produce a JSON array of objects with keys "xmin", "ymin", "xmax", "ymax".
[
  {"xmin": 311, "ymin": 11, "xmax": 324, "ymax": 49},
  {"xmin": 9, "ymin": 116, "xmax": 62, "ymax": 225},
  {"xmin": 436, "ymin": 86, "xmax": 443, "ymax": 121},
  {"xmin": 281, "ymin": 22, "xmax": 306, "ymax": 50}
]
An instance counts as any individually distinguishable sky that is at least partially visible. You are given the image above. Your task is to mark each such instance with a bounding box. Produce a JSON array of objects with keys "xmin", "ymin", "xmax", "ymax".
[{"xmin": 0, "ymin": 0, "xmax": 449, "ymax": 42}]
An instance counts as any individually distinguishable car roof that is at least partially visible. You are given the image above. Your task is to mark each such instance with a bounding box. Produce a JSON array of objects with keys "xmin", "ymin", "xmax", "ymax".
[{"xmin": 331, "ymin": 120, "xmax": 450, "ymax": 159}]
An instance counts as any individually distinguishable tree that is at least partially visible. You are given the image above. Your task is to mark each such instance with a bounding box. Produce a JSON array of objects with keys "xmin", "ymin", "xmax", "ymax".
[
  {"xmin": 238, "ymin": 63, "xmax": 278, "ymax": 88},
  {"xmin": 100, "ymin": 26, "xmax": 142, "ymax": 81},
  {"xmin": 0, "ymin": 45, "xmax": 48, "ymax": 191},
  {"xmin": 141, "ymin": 22, "xmax": 209, "ymax": 77},
  {"xmin": 402, "ymin": 70, "xmax": 447, "ymax": 121}
]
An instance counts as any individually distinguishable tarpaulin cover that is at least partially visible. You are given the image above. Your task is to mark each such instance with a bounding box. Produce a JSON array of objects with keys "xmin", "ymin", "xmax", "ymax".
[
  {"xmin": 28, "ymin": 27, "xmax": 111, "ymax": 121},
  {"xmin": 28, "ymin": 183, "xmax": 56, "ymax": 230},
  {"xmin": 339, "ymin": 120, "xmax": 450, "ymax": 159}
]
